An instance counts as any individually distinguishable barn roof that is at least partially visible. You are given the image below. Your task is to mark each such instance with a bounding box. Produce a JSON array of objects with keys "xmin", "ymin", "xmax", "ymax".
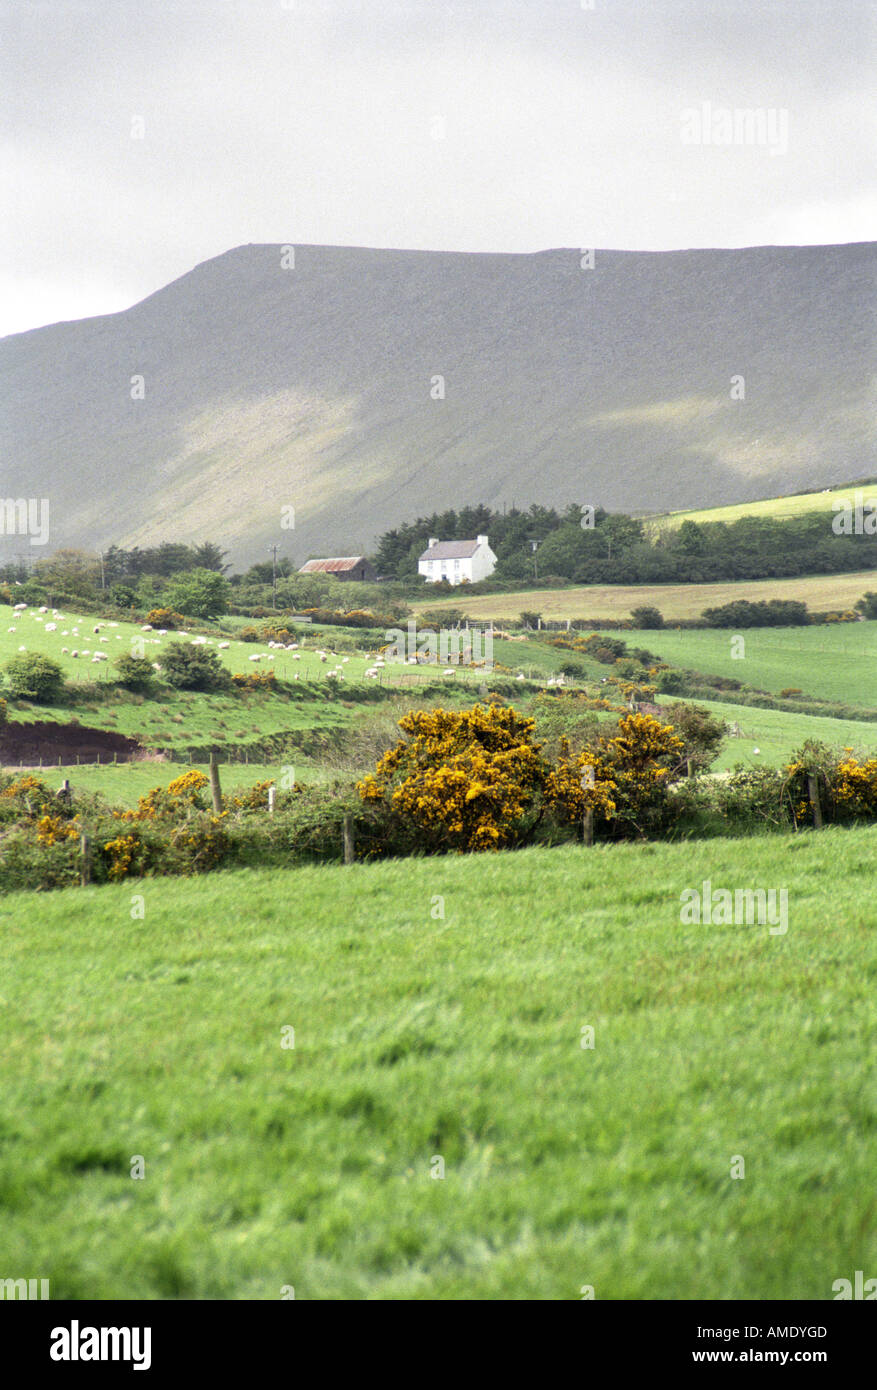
[{"xmin": 298, "ymin": 556, "xmax": 370, "ymax": 574}]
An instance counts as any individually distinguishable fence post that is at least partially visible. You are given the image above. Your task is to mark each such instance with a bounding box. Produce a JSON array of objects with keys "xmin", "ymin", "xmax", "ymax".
[
  {"xmin": 807, "ymin": 773, "xmax": 823, "ymax": 829},
  {"xmin": 581, "ymin": 766, "xmax": 595, "ymax": 846},
  {"xmin": 268, "ymin": 786, "xmax": 276, "ymax": 814},
  {"xmin": 342, "ymin": 815, "xmax": 355, "ymax": 864},
  {"xmin": 209, "ymin": 750, "xmax": 223, "ymax": 814},
  {"xmin": 80, "ymin": 832, "xmax": 91, "ymax": 887}
]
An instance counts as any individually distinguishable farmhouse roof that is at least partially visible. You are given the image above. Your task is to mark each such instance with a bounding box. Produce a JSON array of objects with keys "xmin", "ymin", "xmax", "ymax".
[
  {"xmin": 298, "ymin": 556, "xmax": 370, "ymax": 574},
  {"xmin": 418, "ymin": 539, "xmax": 482, "ymax": 561}
]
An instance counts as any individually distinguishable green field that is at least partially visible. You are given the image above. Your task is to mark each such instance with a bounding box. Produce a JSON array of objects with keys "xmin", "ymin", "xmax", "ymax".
[
  {"xmin": 415, "ymin": 571, "xmax": 877, "ymax": 624},
  {"xmin": 643, "ymin": 479, "xmax": 877, "ymax": 536},
  {"xmin": 627, "ymin": 622, "xmax": 877, "ymax": 708},
  {"xmin": 669, "ymin": 698, "xmax": 877, "ymax": 772},
  {"xmin": 2, "ymin": 828, "xmax": 875, "ymax": 1300},
  {"xmin": 17, "ymin": 759, "xmax": 333, "ymax": 808}
]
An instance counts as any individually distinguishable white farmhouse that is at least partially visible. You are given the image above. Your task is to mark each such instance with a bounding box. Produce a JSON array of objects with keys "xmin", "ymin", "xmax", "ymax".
[{"xmin": 417, "ymin": 534, "xmax": 497, "ymax": 586}]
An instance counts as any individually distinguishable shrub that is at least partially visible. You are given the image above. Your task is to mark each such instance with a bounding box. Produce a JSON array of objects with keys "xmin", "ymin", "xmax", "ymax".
[
  {"xmin": 548, "ymin": 712, "xmax": 685, "ymax": 839},
  {"xmin": 630, "ymin": 605, "xmax": 664, "ymax": 629},
  {"xmin": 358, "ymin": 703, "xmax": 550, "ymax": 852},
  {"xmin": 232, "ymin": 670, "xmax": 278, "ymax": 692},
  {"xmin": 785, "ymin": 739, "xmax": 877, "ymax": 826},
  {"xmin": 160, "ymin": 641, "xmax": 229, "ymax": 691},
  {"xmin": 663, "ymin": 702, "xmax": 727, "ymax": 773},
  {"xmin": 4, "ymin": 653, "xmax": 65, "ymax": 702},
  {"xmin": 701, "ymin": 599, "xmax": 809, "ymax": 628},
  {"xmin": 110, "ymin": 584, "xmax": 138, "ymax": 609},
  {"xmin": 127, "ymin": 769, "xmax": 210, "ymax": 822},
  {"xmin": 145, "ymin": 608, "xmax": 185, "ymax": 629},
  {"xmin": 115, "ymin": 654, "xmax": 156, "ymax": 691},
  {"xmin": 855, "ymin": 592, "xmax": 877, "ymax": 619}
]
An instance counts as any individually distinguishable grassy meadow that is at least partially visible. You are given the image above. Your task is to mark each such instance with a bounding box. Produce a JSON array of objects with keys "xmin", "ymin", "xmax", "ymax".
[
  {"xmin": 416, "ymin": 571, "xmax": 877, "ymax": 623},
  {"xmin": 1, "ymin": 828, "xmax": 875, "ymax": 1300},
  {"xmin": 626, "ymin": 621, "xmax": 877, "ymax": 708}
]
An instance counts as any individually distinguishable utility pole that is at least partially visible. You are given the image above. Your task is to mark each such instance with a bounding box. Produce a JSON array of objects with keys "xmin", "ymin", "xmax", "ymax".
[
  {"xmin": 529, "ymin": 538, "xmax": 539, "ymax": 581},
  {"xmin": 268, "ymin": 545, "xmax": 278, "ymax": 610}
]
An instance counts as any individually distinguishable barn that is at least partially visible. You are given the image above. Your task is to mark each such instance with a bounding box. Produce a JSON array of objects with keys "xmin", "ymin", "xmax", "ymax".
[{"xmin": 298, "ymin": 556, "xmax": 377, "ymax": 583}]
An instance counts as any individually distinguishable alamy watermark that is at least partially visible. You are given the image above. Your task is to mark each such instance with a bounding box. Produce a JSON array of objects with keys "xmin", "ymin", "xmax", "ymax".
[
  {"xmin": 0, "ymin": 497, "xmax": 50, "ymax": 546},
  {"xmin": 1, "ymin": 1276, "xmax": 50, "ymax": 1299},
  {"xmin": 383, "ymin": 619, "xmax": 494, "ymax": 668},
  {"xmin": 681, "ymin": 102, "xmax": 789, "ymax": 156},
  {"xmin": 680, "ymin": 880, "xmax": 788, "ymax": 934},
  {"xmin": 831, "ymin": 488, "xmax": 877, "ymax": 536}
]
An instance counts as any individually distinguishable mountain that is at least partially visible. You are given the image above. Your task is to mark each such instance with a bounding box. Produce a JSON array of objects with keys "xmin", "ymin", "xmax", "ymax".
[{"xmin": 1, "ymin": 242, "xmax": 874, "ymax": 567}]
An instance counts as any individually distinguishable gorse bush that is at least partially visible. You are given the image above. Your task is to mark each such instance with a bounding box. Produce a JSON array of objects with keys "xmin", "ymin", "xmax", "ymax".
[
  {"xmin": 548, "ymin": 712, "xmax": 685, "ymax": 840},
  {"xmin": 145, "ymin": 608, "xmax": 185, "ymax": 630},
  {"xmin": 358, "ymin": 703, "xmax": 550, "ymax": 852}
]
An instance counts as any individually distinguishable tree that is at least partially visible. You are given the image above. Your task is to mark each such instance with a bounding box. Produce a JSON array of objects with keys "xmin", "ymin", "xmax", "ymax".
[
  {"xmin": 164, "ymin": 569, "xmax": 230, "ymax": 618},
  {"xmin": 33, "ymin": 549, "xmax": 100, "ymax": 598},
  {"xmin": 4, "ymin": 653, "xmax": 65, "ymax": 702},
  {"xmin": 160, "ymin": 642, "xmax": 228, "ymax": 691},
  {"xmin": 193, "ymin": 542, "xmax": 231, "ymax": 574}
]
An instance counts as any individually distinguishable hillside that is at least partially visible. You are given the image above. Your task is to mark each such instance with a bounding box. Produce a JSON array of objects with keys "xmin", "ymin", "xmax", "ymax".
[
  {"xmin": 644, "ymin": 478, "xmax": 877, "ymax": 537},
  {"xmin": 1, "ymin": 242, "xmax": 874, "ymax": 567}
]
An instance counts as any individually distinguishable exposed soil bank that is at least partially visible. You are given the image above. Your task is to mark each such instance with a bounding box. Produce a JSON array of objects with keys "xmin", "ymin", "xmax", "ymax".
[{"xmin": 0, "ymin": 720, "xmax": 145, "ymax": 767}]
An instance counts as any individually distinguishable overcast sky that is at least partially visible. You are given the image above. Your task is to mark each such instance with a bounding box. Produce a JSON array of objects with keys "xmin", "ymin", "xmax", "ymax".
[{"xmin": 1, "ymin": 0, "xmax": 874, "ymax": 337}]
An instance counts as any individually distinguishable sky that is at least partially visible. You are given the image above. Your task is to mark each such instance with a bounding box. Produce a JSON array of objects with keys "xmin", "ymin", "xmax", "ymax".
[{"xmin": 1, "ymin": 0, "xmax": 874, "ymax": 337}]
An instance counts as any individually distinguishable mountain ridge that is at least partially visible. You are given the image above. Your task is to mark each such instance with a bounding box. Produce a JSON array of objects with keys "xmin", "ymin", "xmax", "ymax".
[{"xmin": 1, "ymin": 241, "xmax": 873, "ymax": 566}]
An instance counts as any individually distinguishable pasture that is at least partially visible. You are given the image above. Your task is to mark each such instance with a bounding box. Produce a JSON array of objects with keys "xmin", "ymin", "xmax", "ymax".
[
  {"xmin": 1, "ymin": 827, "xmax": 874, "ymax": 1300},
  {"xmin": 626, "ymin": 621, "xmax": 877, "ymax": 708},
  {"xmin": 415, "ymin": 571, "xmax": 877, "ymax": 623}
]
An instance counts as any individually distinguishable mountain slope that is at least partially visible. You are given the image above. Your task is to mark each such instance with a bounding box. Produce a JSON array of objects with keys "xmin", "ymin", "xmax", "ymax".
[{"xmin": 1, "ymin": 242, "xmax": 874, "ymax": 566}]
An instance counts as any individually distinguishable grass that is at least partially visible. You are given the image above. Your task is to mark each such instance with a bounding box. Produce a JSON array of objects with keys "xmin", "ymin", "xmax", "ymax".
[
  {"xmin": 20, "ymin": 760, "xmax": 332, "ymax": 808},
  {"xmin": 1, "ymin": 827, "xmax": 875, "ymax": 1300},
  {"xmin": 665, "ymin": 698, "xmax": 877, "ymax": 772},
  {"xmin": 642, "ymin": 479, "xmax": 877, "ymax": 536},
  {"xmin": 626, "ymin": 621, "xmax": 877, "ymax": 708},
  {"xmin": 415, "ymin": 571, "xmax": 877, "ymax": 623}
]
